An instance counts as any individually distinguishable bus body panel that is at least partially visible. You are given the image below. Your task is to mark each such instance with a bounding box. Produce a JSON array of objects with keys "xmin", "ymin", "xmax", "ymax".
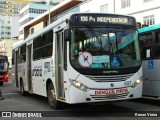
[
  {"xmin": 0, "ymin": 72, "xmax": 9, "ymax": 82},
  {"xmin": 67, "ymin": 65, "xmax": 142, "ymax": 103},
  {"xmin": 142, "ymin": 60, "xmax": 160, "ymax": 97},
  {"xmin": 68, "ymin": 80, "xmax": 142, "ymax": 104},
  {"xmin": 139, "ymin": 24, "xmax": 160, "ymax": 97},
  {"xmin": 0, "ymin": 55, "xmax": 9, "ymax": 85},
  {"xmin": 11, "ymin": 12, "xmax": 142, "ymax": 106}
]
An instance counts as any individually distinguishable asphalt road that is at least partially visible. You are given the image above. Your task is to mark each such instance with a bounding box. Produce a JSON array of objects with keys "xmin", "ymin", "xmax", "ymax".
[{"xmin": 0, "ymin": 82, "xmax": 160, "ymax": 119}]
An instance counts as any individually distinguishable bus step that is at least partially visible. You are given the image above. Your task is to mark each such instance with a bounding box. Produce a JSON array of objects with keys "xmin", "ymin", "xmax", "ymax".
[{"xmin": 59, "ymin": 97, "xmax": 65, "ymax": 100}]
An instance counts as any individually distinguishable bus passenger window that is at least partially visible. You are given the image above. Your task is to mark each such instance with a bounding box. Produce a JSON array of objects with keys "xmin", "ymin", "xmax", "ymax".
[
  {"xmin": 155, "ymin": 46, "xmax": 160, "ymax": 57},
  {"xmin": 142, "ymin": 47, "xmax": 151, "ymax": 59},
  {"xmin": 158, "ymin": 34, "xmax": 160, "ymax": 43},
  {"xmin": 142, "ymin": 33, "xmax": 153, "ymax": 46}
]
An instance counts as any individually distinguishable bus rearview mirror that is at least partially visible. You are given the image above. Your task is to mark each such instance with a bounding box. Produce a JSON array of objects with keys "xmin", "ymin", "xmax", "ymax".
[{"xmin": 64, "ymin": 29, "xmax": 70, "ymax": 41}]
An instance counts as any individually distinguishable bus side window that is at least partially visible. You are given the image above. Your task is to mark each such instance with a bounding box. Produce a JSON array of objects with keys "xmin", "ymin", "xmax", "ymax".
[
  {"xmin": 155, "ymin": 46, "xmax": 160, "ymax": 58},
  {"xmin": 158, "ymin": 34, "xmax": 160, "ymax": 43},
  {"xmin": 142, "ymin": 47, "xmax": 152, "ymax": 59},
  {"xmin": 142, "ymin": 33, "xmax": 153, "ymax": 47},
  {"xmin": 155, "ymin": 31, "xmax": 160, "ymax": 43}
]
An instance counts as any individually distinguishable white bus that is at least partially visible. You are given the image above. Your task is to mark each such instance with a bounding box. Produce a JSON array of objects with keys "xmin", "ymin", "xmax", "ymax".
[
  {"xmin": 139, "ymin": 24, "xmax": 160, "ymax": 97},
  {"xmin": 12, "ymin": 13, "xmax": 142, "ymax": 109}
]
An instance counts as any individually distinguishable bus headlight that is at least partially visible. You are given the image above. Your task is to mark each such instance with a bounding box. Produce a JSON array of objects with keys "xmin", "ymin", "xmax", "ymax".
[
  {"xmin": 135, "ymin": 79, "xmax": 141, "ymax": 84},
  {"xmin": 131, "ymin": 77, "xmax": 142, "ymax": 88},
  {"xmin": 69, "ymin": 79, "xmax": 89, "ymax": 92}
]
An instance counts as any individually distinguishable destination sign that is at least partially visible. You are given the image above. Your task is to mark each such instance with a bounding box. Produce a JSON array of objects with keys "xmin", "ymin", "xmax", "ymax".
[
  {"xmin": 79, "ymin": 15, "xmax": 128, "ymax": 24},
  {"xmin": 70, "ymin": 14, "xmax": 136, "ymax": 27}
]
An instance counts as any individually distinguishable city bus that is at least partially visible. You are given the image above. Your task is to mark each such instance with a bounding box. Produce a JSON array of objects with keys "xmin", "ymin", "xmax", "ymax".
[
  {"xmin": 0, "ymin": 55, "xmax": 9, "ymax": 86},
  {"xmin": 139, "ymin": 24, "xmax": 160, "ymax": 97},
  {"xmin": 12, "ymin": 12, "xmax": 142, "ymax": 109}
]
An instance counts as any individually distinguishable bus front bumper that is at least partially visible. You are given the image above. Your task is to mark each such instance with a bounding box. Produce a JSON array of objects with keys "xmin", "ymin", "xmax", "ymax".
[{"xmin": 68, "ymin": 82, "xmax": 142, "ymax": 104}]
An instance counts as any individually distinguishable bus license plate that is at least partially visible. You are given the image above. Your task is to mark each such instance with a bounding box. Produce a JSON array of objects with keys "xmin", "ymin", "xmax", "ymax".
[
  {"xmin": 95, "ymin": 88, "xmax": 128, "ymax": 95},
  {"xmin": 106, "ymin": 94, "xmax": 117, "ymax": 99}
]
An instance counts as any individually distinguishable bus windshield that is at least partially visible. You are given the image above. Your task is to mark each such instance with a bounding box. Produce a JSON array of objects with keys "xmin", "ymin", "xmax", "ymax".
[
  {"xmin": 0, "ymin": 56, "xmax": 8, "ymax": 72},
  {"xmin": 70, "ymin": 27, "xmax": 141, "ymax": 70}
]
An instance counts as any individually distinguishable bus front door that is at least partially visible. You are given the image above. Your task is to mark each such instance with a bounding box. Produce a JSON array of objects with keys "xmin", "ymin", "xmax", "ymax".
[
  {"xmin": 55, "ymin": 31, "xmax": 65, "ymax": 100},
  {"xmin": 15, "ymin": 50, "xmax": 19, "ymax": 87}
]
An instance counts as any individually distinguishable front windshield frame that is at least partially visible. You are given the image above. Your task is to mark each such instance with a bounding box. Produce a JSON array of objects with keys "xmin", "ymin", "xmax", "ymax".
[{"xmin": 69, "ymin": 27, "xmax": 141, "ymax": 75}]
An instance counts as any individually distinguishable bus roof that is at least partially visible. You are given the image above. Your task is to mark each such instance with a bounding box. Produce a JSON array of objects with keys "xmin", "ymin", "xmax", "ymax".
[
  {"xmin": 12, "ymin": 12, "xmax": 73, "ymax": 49},
  {"xmin": 12, "ymin": 12, "xmax": 137, "ymax": 49},
  {"xmin": 138, "ymin": 24, "xmax": 160, "ymax": 33}
]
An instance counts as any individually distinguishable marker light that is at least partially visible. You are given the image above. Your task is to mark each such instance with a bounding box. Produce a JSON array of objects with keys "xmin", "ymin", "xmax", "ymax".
[{"xmin": 69, "ymin": 79, "xmax": 89, "ymax": 92}]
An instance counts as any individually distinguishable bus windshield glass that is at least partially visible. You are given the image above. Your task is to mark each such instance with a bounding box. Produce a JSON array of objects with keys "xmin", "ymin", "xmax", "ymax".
[
  {"xmin": 0, "ymin": 56, "xmax": 8, "ymax": 72},
  {"xmin": 70, "ymin": 27, "xmax": 141, "ymax": 70}
]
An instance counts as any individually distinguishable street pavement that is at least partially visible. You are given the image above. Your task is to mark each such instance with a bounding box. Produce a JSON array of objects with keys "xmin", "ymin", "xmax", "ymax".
[{"xmin": 0, "ymin": 82, "xmax": 160, "ymax": 119}]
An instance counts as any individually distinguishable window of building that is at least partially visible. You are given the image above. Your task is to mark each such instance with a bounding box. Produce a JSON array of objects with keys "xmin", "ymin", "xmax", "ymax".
[
  {"xmin": 144, "ymin": 0, "xmax": 154, "ymax": 2},
  {"xmin": 121, "ymin": 0, "xmax": 130, "ymax": 8},
  {"xmin": 6, "ymin": 32, "xmax": 10, "ymax": 35},
  {"xmin": 30, "ymin": 28, "xmax": 34, "ymax": 34},
  {"xmin": 19, "ymin": 30, "xmax": 23, "ymax": 35},
  {"xmin": 20, "ymin": 17, "xmax": 34, "ymax": 26},
  {"xmin": 143, "ymin": 15, "xmax": 155, "ymax": 26},
  {"xmin": 100, "ymin": 4, "xmax": 108, "ymax": 13}
]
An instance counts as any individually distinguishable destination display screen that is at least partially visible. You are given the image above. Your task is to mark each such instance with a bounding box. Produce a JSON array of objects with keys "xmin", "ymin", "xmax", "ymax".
[{"xmin": 70, "ymin": 14, "xmax": 136, "ymax": 27}]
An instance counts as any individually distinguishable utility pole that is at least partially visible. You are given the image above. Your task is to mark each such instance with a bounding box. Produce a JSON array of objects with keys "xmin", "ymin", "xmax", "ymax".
[
  {"xmin": 49, "ymin": 1, "xmax": 51, "ymax": 25},
  {"xmin": 113, "ymin": 0, "xmax": 115, "ymax": 13},
  {"xmin": 46, "ymin": 0, "xmax": 51, "ymax": 25}
]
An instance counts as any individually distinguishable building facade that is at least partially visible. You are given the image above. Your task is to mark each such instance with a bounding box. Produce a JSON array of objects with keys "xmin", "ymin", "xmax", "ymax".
[
  {"xmin": 0, "ymin": 0, "xmax": 27, "ymax": 40},
  {"xmin": 0, "ymin": 1, "xmax": 61, "ymax": 66},
  {"xmin": 0, "ymin": 15, "xmax": 11, "ymax": 40},
  {"xmin": 115, "ymin": 0, "xmax": 159, "ymax": 27},
  {"xmin": 19, "ymin": 3, "xmax": 50, "ymax": 40},
  {"xmin": 80, "ymin": 0, "xmax": 160, "ymax": 27},
  {"xmin": 0, "ymin": 39, "xmax": 18, "ymax": 68},
  {"xmin": 22, "ymin": 0, "xmax": 81, "ymax": 40}
]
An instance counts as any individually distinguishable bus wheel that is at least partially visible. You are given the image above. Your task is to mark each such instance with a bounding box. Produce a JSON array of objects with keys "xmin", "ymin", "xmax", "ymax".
[
  {"xmin": 47, "ymin": 83, "xmax": 61, "ymax": 109},
  {"xmin": 0, "ymin": 82, "xmax": 3, "ymax": 86},
  {"xmin": 20, "ymin": 81, "xmax": 27, "ymax": 96}
]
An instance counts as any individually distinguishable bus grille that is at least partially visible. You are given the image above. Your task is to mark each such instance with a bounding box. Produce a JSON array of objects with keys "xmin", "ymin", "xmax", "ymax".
[
  {"xmin": 85, "ymin": 73, "xmax": 134, "ymax": 82},
  {"xmin": 90, "ymin": 92, "xmax": 130, "ymax": 100}
]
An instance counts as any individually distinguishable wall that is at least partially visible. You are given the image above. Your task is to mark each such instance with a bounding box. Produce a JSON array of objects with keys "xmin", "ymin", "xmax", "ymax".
[
  {"xmin": 80, "ymin": 0, "xmax": 114, "ymax": 13},
  {"xmin": 11, "ymin": 16, "xmax": 19, "ymax": 38}
]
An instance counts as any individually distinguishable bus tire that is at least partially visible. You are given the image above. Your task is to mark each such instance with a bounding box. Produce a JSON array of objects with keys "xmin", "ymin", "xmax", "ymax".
[
  {"xmin": 20, "ymin": 81, "xmax": 27, "ymax": 96},
  {"xmin": 47, "ymin": 83, "xmax": 61, "ymax": 109},
  {"xmin": 0, "ymin": 82, "xmax": 3, "ymax": 86}
]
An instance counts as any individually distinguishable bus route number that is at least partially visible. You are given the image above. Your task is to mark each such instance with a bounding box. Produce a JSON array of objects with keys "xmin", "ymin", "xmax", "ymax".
[
  {"xmin": 124, "ymin": 81, "xmax": 131, "ymax": 86},
  {"xmin": 32, "ymin": 69, "xmax": 42, "ymax": 76},
  {"xmin": 80, "ymin": 16, "xmax": 88, "ymax": 22}
]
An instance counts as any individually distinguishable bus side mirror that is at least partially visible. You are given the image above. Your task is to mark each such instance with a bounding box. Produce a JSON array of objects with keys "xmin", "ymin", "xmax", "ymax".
[{"xmin": 64, "ymin": 29, "xmax": 70, "ymax": 41}]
